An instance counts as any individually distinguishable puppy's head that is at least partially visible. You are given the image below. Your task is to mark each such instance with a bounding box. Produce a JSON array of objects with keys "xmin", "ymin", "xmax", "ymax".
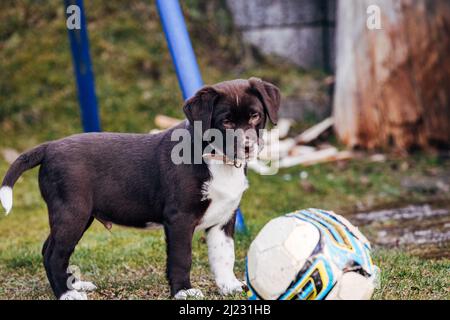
[{"xmin": 183, "ymin": 78, "xmax": 280, "ymax": 161}]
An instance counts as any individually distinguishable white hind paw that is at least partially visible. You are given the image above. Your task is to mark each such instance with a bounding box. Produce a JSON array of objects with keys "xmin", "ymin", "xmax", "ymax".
[
  {"xmin": 71, "ymin": 281, "xmax": 97, "ymax": 292},
  {"xmin": 174, "ymin": 288, "xmax": 204, "ymax": 300},
  {"xmin": 60, "ymin": 290, "xmax": 88, "ymax": 300}
]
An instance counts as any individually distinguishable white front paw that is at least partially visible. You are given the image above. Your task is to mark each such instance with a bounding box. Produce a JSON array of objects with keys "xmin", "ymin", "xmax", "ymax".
[
  {"xmin": 59, "ymin": 290, "xmax": 88, "ymax": 300},
  {"xmin": 174, "ymin": 288, "xmax": 204, "ymax": 300},
  {"xmin": 217, "ymin": 278, "xmax": 244, "ymax": 295},
  {"xmin": 71, "ymin": 281, "xmax": 97, "ymax": 292}
]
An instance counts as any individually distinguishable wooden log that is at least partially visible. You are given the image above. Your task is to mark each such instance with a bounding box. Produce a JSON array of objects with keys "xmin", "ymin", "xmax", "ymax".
[
  {"xmin": 288, "ymin": 145, "xmax": 317, "ymax": 157},
  {"xmin": 296, "ymin": 117, "xmax": 334, "ymax": 144},
  {"xmin": 279, "ymin": 147, "xmax": 353, "ymax": 168},
  {"xmin": 259, "ymin": 138, "xmax": 296, "ymax": 161},
  {"xmin": 333, "ymin": 0, "xmax": 450, "ymax": 151},
  {"xmin": 1, "ymin": 148, "xmax": 19, "ymax": 165},
  {"xmin": 277, "ymin": 118, "xmax": 294, "ymax": 139},
  {"xmin": 154, "ymin": 115, "xmax": 182, "ymax": 129}
]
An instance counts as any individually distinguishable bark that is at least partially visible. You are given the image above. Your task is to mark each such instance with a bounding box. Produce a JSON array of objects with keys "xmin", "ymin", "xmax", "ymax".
[{"xmin": 333, "ymin": 0, "xmax": 450, "ymax": 151}]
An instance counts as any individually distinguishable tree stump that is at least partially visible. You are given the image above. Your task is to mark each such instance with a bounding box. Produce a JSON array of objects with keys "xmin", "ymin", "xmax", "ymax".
[{"xmin": 333, "ymin": 0, "xmax": 450, "ymax": 151}]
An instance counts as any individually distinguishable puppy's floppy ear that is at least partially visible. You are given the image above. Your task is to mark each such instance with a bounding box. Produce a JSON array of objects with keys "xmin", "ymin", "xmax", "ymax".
[
  {"xmin": 249, "ymin": 77, "xmax": 281, "ymax": 125},
  {"xmin": 183, "ymin": 86, "xmax": 219, "ymax": 131}
]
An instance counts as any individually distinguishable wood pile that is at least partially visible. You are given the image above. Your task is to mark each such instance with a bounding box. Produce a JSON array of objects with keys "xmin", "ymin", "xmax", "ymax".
[{"xmin": 153, "ymin": 115, "xmax": 354, "ymax": 174}]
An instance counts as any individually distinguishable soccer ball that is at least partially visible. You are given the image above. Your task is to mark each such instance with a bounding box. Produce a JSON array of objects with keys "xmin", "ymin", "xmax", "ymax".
[{"xmin": 246, "ymin": 209, "xmax": 379, "ymax": 300}]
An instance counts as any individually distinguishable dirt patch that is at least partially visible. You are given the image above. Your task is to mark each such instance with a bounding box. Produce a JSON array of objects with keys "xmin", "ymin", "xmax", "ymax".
[{"xmin": 351, "ymin": 203, "xmax": 450, "ymax": 259}]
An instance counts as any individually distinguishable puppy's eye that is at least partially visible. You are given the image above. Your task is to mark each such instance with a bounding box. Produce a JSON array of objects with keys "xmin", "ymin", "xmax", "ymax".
[
  {"xmin": 250, "ymin": 113, "xmax": 261, "ymax": 123},
  {"xmin": 222, "ymin": 119, "xmax": 234, "ymax": 127}
]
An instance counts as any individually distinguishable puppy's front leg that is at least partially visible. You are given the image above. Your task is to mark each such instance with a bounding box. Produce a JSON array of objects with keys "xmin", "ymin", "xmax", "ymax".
[
  {"xmin": 164, "ymin": 221, "xmax": 203, "ymax": 300},
  {"xmin": 207, "ymin": 222, "xmax": 244, "ymax": 295}
]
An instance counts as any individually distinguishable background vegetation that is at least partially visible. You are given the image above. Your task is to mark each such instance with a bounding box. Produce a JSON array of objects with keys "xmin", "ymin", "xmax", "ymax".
[{"xmin": 0, "ymin": 0, "xmax": 448, "ymax": 300}]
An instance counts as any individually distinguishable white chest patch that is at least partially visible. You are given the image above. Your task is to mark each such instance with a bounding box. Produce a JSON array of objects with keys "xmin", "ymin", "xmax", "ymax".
[{"xmin": 197, "ymin": 163, "xmax": 248, "ymax": 230}]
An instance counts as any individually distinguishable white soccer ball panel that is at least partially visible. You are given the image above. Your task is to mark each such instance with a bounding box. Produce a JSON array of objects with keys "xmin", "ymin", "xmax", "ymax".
[
  {"xmin": 283, "ymin": 221, "xmax": 320, "ymax": 262},
  {"xmin": 249, "ymin": 246, "xmax": 300, "ymax": 300},
  {"xmin": 247, "ymin": 216, "xmax": 321, "ymax": 299},
  {"xmin": 326, "ymin": 272, "xmax": 375, "ymax": 300},
  {"xmin": 249, "ymin": 216, "xmax": 302, "ymax": 252}
]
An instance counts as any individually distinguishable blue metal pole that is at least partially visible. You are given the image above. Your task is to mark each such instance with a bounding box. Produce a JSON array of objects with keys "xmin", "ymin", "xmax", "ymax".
[
  {"xmin": 156, "ymin": 0, "xmax": 246, "ymax": 233},
  {"xmin": 156, "ymin": 0, "xmax": 203, "ymax": 100},
  {"xmin": 65, "ymin": 0, "xmax": 101, "ymax": 132},
  {"xmin": 235, "ymin": 207, "xmax": 247, "ymax": 233}
]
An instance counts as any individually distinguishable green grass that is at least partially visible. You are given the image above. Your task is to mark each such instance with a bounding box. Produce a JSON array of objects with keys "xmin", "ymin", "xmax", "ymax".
[
  {"xmin": 0, "ymin": 156, "xmax": 449, "ymax": 300},
  {"xmin": 373, "ymin": 250, "xmax": 449, "ymax": 300},
  {"xmin": 0, "ymin": 0, "xmax": 328, "ymax": 150},
  {"xmin": 0, "ymin": 1, "xmax": 449, "ymax": 300}
]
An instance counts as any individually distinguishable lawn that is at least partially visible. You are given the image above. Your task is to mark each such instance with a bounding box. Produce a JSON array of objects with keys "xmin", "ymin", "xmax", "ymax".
[
  {"xmin": 0, "ymin": 155, "xmax": 448, "ymax": 300},
  {"xmin": 0, "ymin": 1, "xmax": 449, "ymax": 300}
]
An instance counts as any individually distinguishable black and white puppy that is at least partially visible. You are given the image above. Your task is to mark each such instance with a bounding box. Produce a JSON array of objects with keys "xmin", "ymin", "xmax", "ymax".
[{"xmin": 0, "ymin": 78, "xmax": 280, "ymax": 300}]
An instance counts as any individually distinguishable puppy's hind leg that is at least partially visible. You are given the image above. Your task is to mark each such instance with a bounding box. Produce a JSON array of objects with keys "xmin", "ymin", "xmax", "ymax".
[
  {"xmin": 43, "ymin": 204, "xmax": 94, "ymax": 300},
  {"xmin": 164, "ymin": 219, "xmax": 203, "ymax": 300}
]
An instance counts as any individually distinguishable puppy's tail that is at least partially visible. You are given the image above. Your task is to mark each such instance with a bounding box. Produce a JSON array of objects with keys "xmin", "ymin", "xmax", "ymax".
[{"xmin": 1, "ymin": 143, "xmax": 49, "ymax": 215}]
